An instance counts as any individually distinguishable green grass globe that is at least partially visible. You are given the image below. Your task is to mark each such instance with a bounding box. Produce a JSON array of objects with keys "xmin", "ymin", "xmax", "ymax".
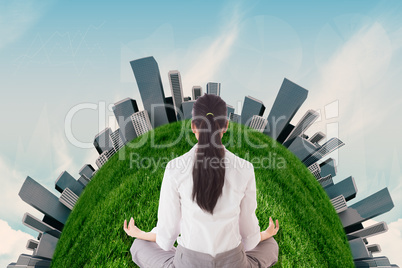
[{"xmin": 51, "ymin": 120, "xmax": 354, "ymax": 267}]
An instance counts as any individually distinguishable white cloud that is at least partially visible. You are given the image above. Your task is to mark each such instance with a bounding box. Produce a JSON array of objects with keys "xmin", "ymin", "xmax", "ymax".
[
  {"xmin": 363, "ymin": 219, "xmax": 402, "ymax": 266},
  {"xmin": 0, "ymin": 155, "xmax": 43, "ymax": 229},
  {"xmin": 182, "ymin": 23, "xmax": 239, "ymax": 91},
  {"xmin": 51, "ymin": 129, "xmax": 80, "ymax": 177},
  {"xmin": 0, "ymin": 219, "xmax": 35, "ymax": 267},
  {"xmin": 120, "ymin": 3, "xmax": 242, "ymax": 99},
  {"xmin": 305, "ymin": 21, "xmax": 394, "ymax": 137}
]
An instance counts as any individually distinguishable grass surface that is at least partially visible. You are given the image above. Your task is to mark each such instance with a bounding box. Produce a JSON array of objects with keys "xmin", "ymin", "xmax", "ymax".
[{"xmin": 51, "ymin": 120, "xmax": 354, "ymax": 267}]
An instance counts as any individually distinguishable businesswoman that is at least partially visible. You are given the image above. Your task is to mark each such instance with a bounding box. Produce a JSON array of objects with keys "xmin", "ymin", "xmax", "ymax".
[{"xmin": 124, "ymin": 93, "xmax": 279, "ymax": 268}]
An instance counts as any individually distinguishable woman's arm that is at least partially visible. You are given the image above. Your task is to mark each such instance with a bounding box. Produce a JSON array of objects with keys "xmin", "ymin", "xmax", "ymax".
[
  {"xmin": 123, "ymin": 217, "xmax": 156, "ymax": 242},
  {"xmin": 260, "ymin": 217, "xmax": 279, "ymax": 241}
]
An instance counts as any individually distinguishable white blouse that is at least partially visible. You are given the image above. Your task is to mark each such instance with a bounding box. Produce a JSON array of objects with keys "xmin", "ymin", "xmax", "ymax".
[{"xmin": 152, "ymin": 143, "xmax": 261, "ymax": 257}]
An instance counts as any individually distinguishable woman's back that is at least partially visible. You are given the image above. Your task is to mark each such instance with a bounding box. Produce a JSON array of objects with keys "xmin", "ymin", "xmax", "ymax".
[
  {"xmin": 125, "ymin": 93, "xmax": 279, "ymax": 268},
  {"xmin": 155, "ymin": 143, "xmax": 261, "ymax": 257}
]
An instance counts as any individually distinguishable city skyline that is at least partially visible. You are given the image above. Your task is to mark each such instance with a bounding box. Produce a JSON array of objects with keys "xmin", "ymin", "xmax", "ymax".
[
  {"xmin": 1, "ymin": 1, "xmax": 402, "ymax": 267},
  {"xmin": 6, "ymin": 54, "xmax": 399, "ymax": 266}
]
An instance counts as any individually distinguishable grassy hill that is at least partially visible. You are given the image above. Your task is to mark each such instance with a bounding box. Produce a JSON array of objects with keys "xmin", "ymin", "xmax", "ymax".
[{"xmin": 51, "ymin": 120, "xmax": 354, "ymax": 267}]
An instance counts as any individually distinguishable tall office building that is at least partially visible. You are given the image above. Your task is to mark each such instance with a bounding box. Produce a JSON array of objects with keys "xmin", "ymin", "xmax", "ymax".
[
  {"xmin": 168, "ymin": 70, "xmax": 184, "ymax": 120},
  {"xmin": 95, "ymin": 147, "xmax": 116, "ymax": 169},
  {"xmin": 18, "ymin": 176, "xmax": 71, "ymax": 226},
  {"xmin": 347, "ymin": 221, "xmax": 388, "ymax": 241},
  {"xmin": 95, "ymin": 151, "xmax": 108, "ymax": 169},
  {"xmin": 55, "ymin": 171, "xmax": 83, "ymax": 197},
  {"xmin": 206, "ymin": 82, "xmax": 221, "ymax": 95},
  {"xmin": 318, "ymin": 174, "xmax": 334, "ymax": 188},
  {"xmin": 240, "ymin": 96, "xmax": 265, "ymax": 126},
  {"xmin": 192, "ymin": 86, "xmax": 202, "ymax": 100},
  {"xmin": 93, "ymin": 127, "xmax": 114, "ymax": 155},
  {"xmin": 59, "ymin": 188, "xmax": 79, "ymax": 210},
  {"xmin": 366, "ymin": 244, "xmax": 381, "ymax": 254},
  {"xmin": 319, "ymin": 158, "xmax": 337, "ymax": 178},
  {"xmin": 226, "ymin": 104, "xmax": 234, "ymax": 119},
  {"xmin": 130, "ymin": 56, "xmax": 170, "ymax": 128},
  {"xmin": 110, "ymin": 128, "xmax": 125, "ymax": 151},
  {"xmin": 249, "ymin": 115, "xmax": 268, "ymax": 132},
  {"xmin": 131, "ymin": 110, "xmax": 153, "ymax": 136},
  {"xmin": 349, "ymin": 238, "xmax": 371, "ymax": 260},
  {"xmin": 287, "ymin": 136, "xmax": 319, "ymax": 162},
  {"xmin": 34, "ymin": 232, "xmax": 58, "ymax": 259},
  {"xmin": 112, "ymin": 98, "xmax": 139, "ymax": 143},
  {"xmin": 309, "ymin": 131, "xmax": 326, "ymax": 144},
  {"xmin": 302, "ymin": 137, "xmax": 345, "ymax": 167},
  {"xmin": 26, "ymin": 239, "xmax": 39, "ymax": 251},
  {"xmin": 22, "ymin": 212, "xmax": 61, "ymax": 239},
  {"xmin": 324, "ymin": 176, "xmax": 357, "ymax": 201},
  {"xmin": 181, "ymin": 100, "xmax": 195, "ymax": 120},
  {"xmin": 276, "ymin": 124, "xmax": 295, "ymax": 144},
  {"xmin": 164, "ymin": 96, "xmax": 177, "ymax": 123},
  {"xmin": 263, "ymin": 78, "xmax": 308, "ymax": 140},
  {"xmin": 229, "ymin": 113, "xmax": 241, "ymax": 124},
  {"xmin": 354, "ymin": 256, "xmax": 394, "ymax": 267},
  {"xmin": 308, "ymin": 162, "xmax": 322, "ymax": 180},
  {"xmin": 340, "ymin": 188, "xmax": 394, "ymax": 233},
  {"xmin": 7, "ymin": 254, "xmax": 52, "ymax": 267},
  {"xmin": 283, "ymin": 109, "xmax": 319, "ymax": 146},
  {"xmin": 78, "ymin": 164, "xmax": 95, "ymax": 180}
]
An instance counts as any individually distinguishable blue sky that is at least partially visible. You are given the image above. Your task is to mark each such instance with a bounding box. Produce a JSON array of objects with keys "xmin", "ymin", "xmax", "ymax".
[{"xmin": 1, "ymin": 0, "xmax": 402, "ymax": 266}]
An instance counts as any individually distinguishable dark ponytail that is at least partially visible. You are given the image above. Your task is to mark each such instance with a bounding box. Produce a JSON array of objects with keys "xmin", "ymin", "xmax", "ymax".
[{"xmin": 192, "ymin": 94, "xmax": 228, "ymax": 214}]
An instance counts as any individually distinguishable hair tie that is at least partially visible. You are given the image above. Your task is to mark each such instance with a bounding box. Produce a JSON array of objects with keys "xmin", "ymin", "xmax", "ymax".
[{"xmin": 206, "ymin": 112, "xmax": 214, "ymax": 116}]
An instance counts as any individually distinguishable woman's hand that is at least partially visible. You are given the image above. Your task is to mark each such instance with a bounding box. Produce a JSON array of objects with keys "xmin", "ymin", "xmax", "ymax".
[
  {"xmin": 123, "ymin": 217, "xmax": 157, "ymax": 242},
  {"xmin": 261, "ymin": 217, "xmax": 279, "ymax": 241},
  {"xmin": 123, "ymin": 217, "xmax": 143, "ymax": 238}
]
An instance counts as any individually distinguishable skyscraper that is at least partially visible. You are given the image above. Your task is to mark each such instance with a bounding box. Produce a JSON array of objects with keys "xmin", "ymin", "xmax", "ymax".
[
  {"xmin": 319, "ymin": 158, "xmax": 337, "ymax": 178},
  {"xmin": 349, "ymin": 238, "xmax": 371, "ymax": 260},
  {"xmin": 309, "ymin": 131, "xmax": 326, "ymax": 144},
  {"xmin": 130, "ymin": 56, "xmax": 170, "ymax": 128},
  {"xmin": 95, "ymin": 151, "xmax": 108, "ymax": 169},
  {"xmin": 324, "ymin": 176, "xmax": 357, "ymax": 201},
  {"xmin": 249, "ymin": 115, "xmax": 268, "ymax": 132},
  {"xmin": 78, "ymin": 164, "xmax": 95, "ymax": 180},
  {"xmin": 93, "ymin": 128, "xmax": 114, "ymax": 155},
  {"xmin": 240, "ymin": 95, "xmax": 265, "ymax": 126},
  {"xmin": 263, "ymin": 78, "xmax": 308, "ymax": 140},
  {"xmin": 340, "ymin": 188, "xmax": 394, "ymax": 233},
  {"xmin": 206, "ymin": 82, "xmax": 221, "ymax": 95},
  {"xmin": 59, "ymin": 188, "xmax": 79, "ymax": 210},
  {"xmin": 226, "ymin": 104, "xmax": 234, "ymax": 119},
  {"xmin": 18, "ymin": 176, "xmax": 71, "ymax": 226},
  {"xmin": 54, "ymin": 171, "xmax": 83, "ymax": 197},
  {"xmin": 354, "ymin": 256, "xmax": 394, "ymax": 267},
  {"xmin": 347, "ymin": 221, "xmax": 388, "ymax": 241},
  {"xmin": 287, "ymin": 136, "xmax": 319, "ymax": 162},
  {"xmin": 22, "ymin": 212, "xmax": 61, "ymax": 239},
  {"xmin": 283, "ymin": 109, "xmax": 319, "ymax": 146},
  {"xmin": 110, "ymin": 128, "xmax": 125, "ymax": 151},
  {"xmin": 302, "ymin": 137, "xmax": 345, "ymax": 167},
  {"xmin": 181, "ymin": 100, "xmax": 196, "ymax": 120},
  {"xmin": 131, "ymin": 110, "xmax": 153, "ymax": 136},
  {"xmin": 168, "ymin": 70, "xmax": 184, "ymax": 120},
  {"xmin": 164, "ymin": 96, "xmax": 177, "ymax": 122},
  {"xmin": 229, "ymin": 113, "xmax": 241, "ymax": 123},
  {"xmin": 192, "ymin": 86, "xmax": 202, "ymax": 100},
  {"xmin": 112, "ymin": 97, "xmax": 139, "ymax": 143}
]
